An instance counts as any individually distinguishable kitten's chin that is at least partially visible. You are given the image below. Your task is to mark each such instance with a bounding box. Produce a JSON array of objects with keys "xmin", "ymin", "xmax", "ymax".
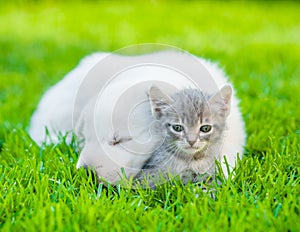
[
  {"xmin": 182, "ymin": 148, "xmax": 198, "ymax": 155},
  {"xmin": 182, "ymin": 144, "xmax": 207, "ymax": 155}
]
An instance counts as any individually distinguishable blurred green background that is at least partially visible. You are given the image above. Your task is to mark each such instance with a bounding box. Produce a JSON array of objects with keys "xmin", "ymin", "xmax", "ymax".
[{"xmin": 0, "ymin": 1, "xmax": 299, "ymax": 231}]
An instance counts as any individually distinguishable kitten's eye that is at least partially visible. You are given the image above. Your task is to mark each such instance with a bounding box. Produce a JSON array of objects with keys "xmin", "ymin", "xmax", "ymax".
[
  {"xmin": 172, "ymin": 124, "xmax": 184, "ymax": 132},
  {"xmin": 200, "ymin": 125, "xmax": 212, "ymax": 133}
]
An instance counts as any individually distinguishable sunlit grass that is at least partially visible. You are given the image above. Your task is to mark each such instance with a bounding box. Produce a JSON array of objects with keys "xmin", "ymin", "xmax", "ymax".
[{"xmin": 0, "ymin": 1, "xmax": 299, "ymax": 231}]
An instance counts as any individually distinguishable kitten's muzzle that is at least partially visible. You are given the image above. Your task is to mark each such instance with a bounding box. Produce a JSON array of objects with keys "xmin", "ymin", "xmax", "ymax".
[{"xmin": 187, "ymin": 140, "xmax": 197, "ymax": 147}]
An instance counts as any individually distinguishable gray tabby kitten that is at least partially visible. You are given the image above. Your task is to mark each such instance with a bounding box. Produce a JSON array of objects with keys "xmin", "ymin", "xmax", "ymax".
[{"xmin": 135, "ymin": 85, "xmax": 232, "ymax": 187}]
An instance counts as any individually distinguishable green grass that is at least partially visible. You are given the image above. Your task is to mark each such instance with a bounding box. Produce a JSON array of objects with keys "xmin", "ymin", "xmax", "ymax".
[{"xmin": 0, "ymin": 1, "xmax": 299, "ymax": 231}]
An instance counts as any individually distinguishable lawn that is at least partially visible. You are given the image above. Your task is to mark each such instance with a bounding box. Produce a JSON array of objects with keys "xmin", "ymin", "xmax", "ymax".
[{"xmin": 0, "ymin": 1, "xmax": 299, "ymax": 231}]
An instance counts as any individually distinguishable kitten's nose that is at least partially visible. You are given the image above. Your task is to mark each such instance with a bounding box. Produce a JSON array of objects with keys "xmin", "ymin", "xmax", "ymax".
[{"xmin": 188, "ymin": 140, "xmax": 196, "ymax": 147}]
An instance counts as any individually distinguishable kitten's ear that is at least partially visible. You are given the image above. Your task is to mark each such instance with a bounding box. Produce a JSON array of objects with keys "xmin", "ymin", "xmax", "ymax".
[
  {"xmin": 209, "ymin": 85, "xmax": 232, "ymax": 117},
  {"xmin": 148, "ymin": 85, "xmax": 173, "ymax": 119}
]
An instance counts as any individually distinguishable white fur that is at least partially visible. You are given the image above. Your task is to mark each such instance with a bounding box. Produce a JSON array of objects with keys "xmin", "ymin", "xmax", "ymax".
[{"xmin": 29, "ymin": 52, "xmax": 246, "ymax": 183}]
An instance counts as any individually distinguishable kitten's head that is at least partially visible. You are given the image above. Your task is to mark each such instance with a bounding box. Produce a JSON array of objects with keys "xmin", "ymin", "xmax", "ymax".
[{"xmin": 148, "ymin": 85, "xmax": 232, "ymax": 156}]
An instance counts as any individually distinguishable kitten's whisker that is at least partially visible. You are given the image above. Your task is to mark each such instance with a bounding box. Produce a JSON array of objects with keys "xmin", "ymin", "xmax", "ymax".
[{"xmin": 164, "ymin": 144, "xmax": 177, "ymax": 153}]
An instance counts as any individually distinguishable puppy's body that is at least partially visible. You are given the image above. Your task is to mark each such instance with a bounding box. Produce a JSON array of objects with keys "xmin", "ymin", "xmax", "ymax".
[{"xmin": 29, "ymin": 52, "xmax": 246, "ymax": 184}]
